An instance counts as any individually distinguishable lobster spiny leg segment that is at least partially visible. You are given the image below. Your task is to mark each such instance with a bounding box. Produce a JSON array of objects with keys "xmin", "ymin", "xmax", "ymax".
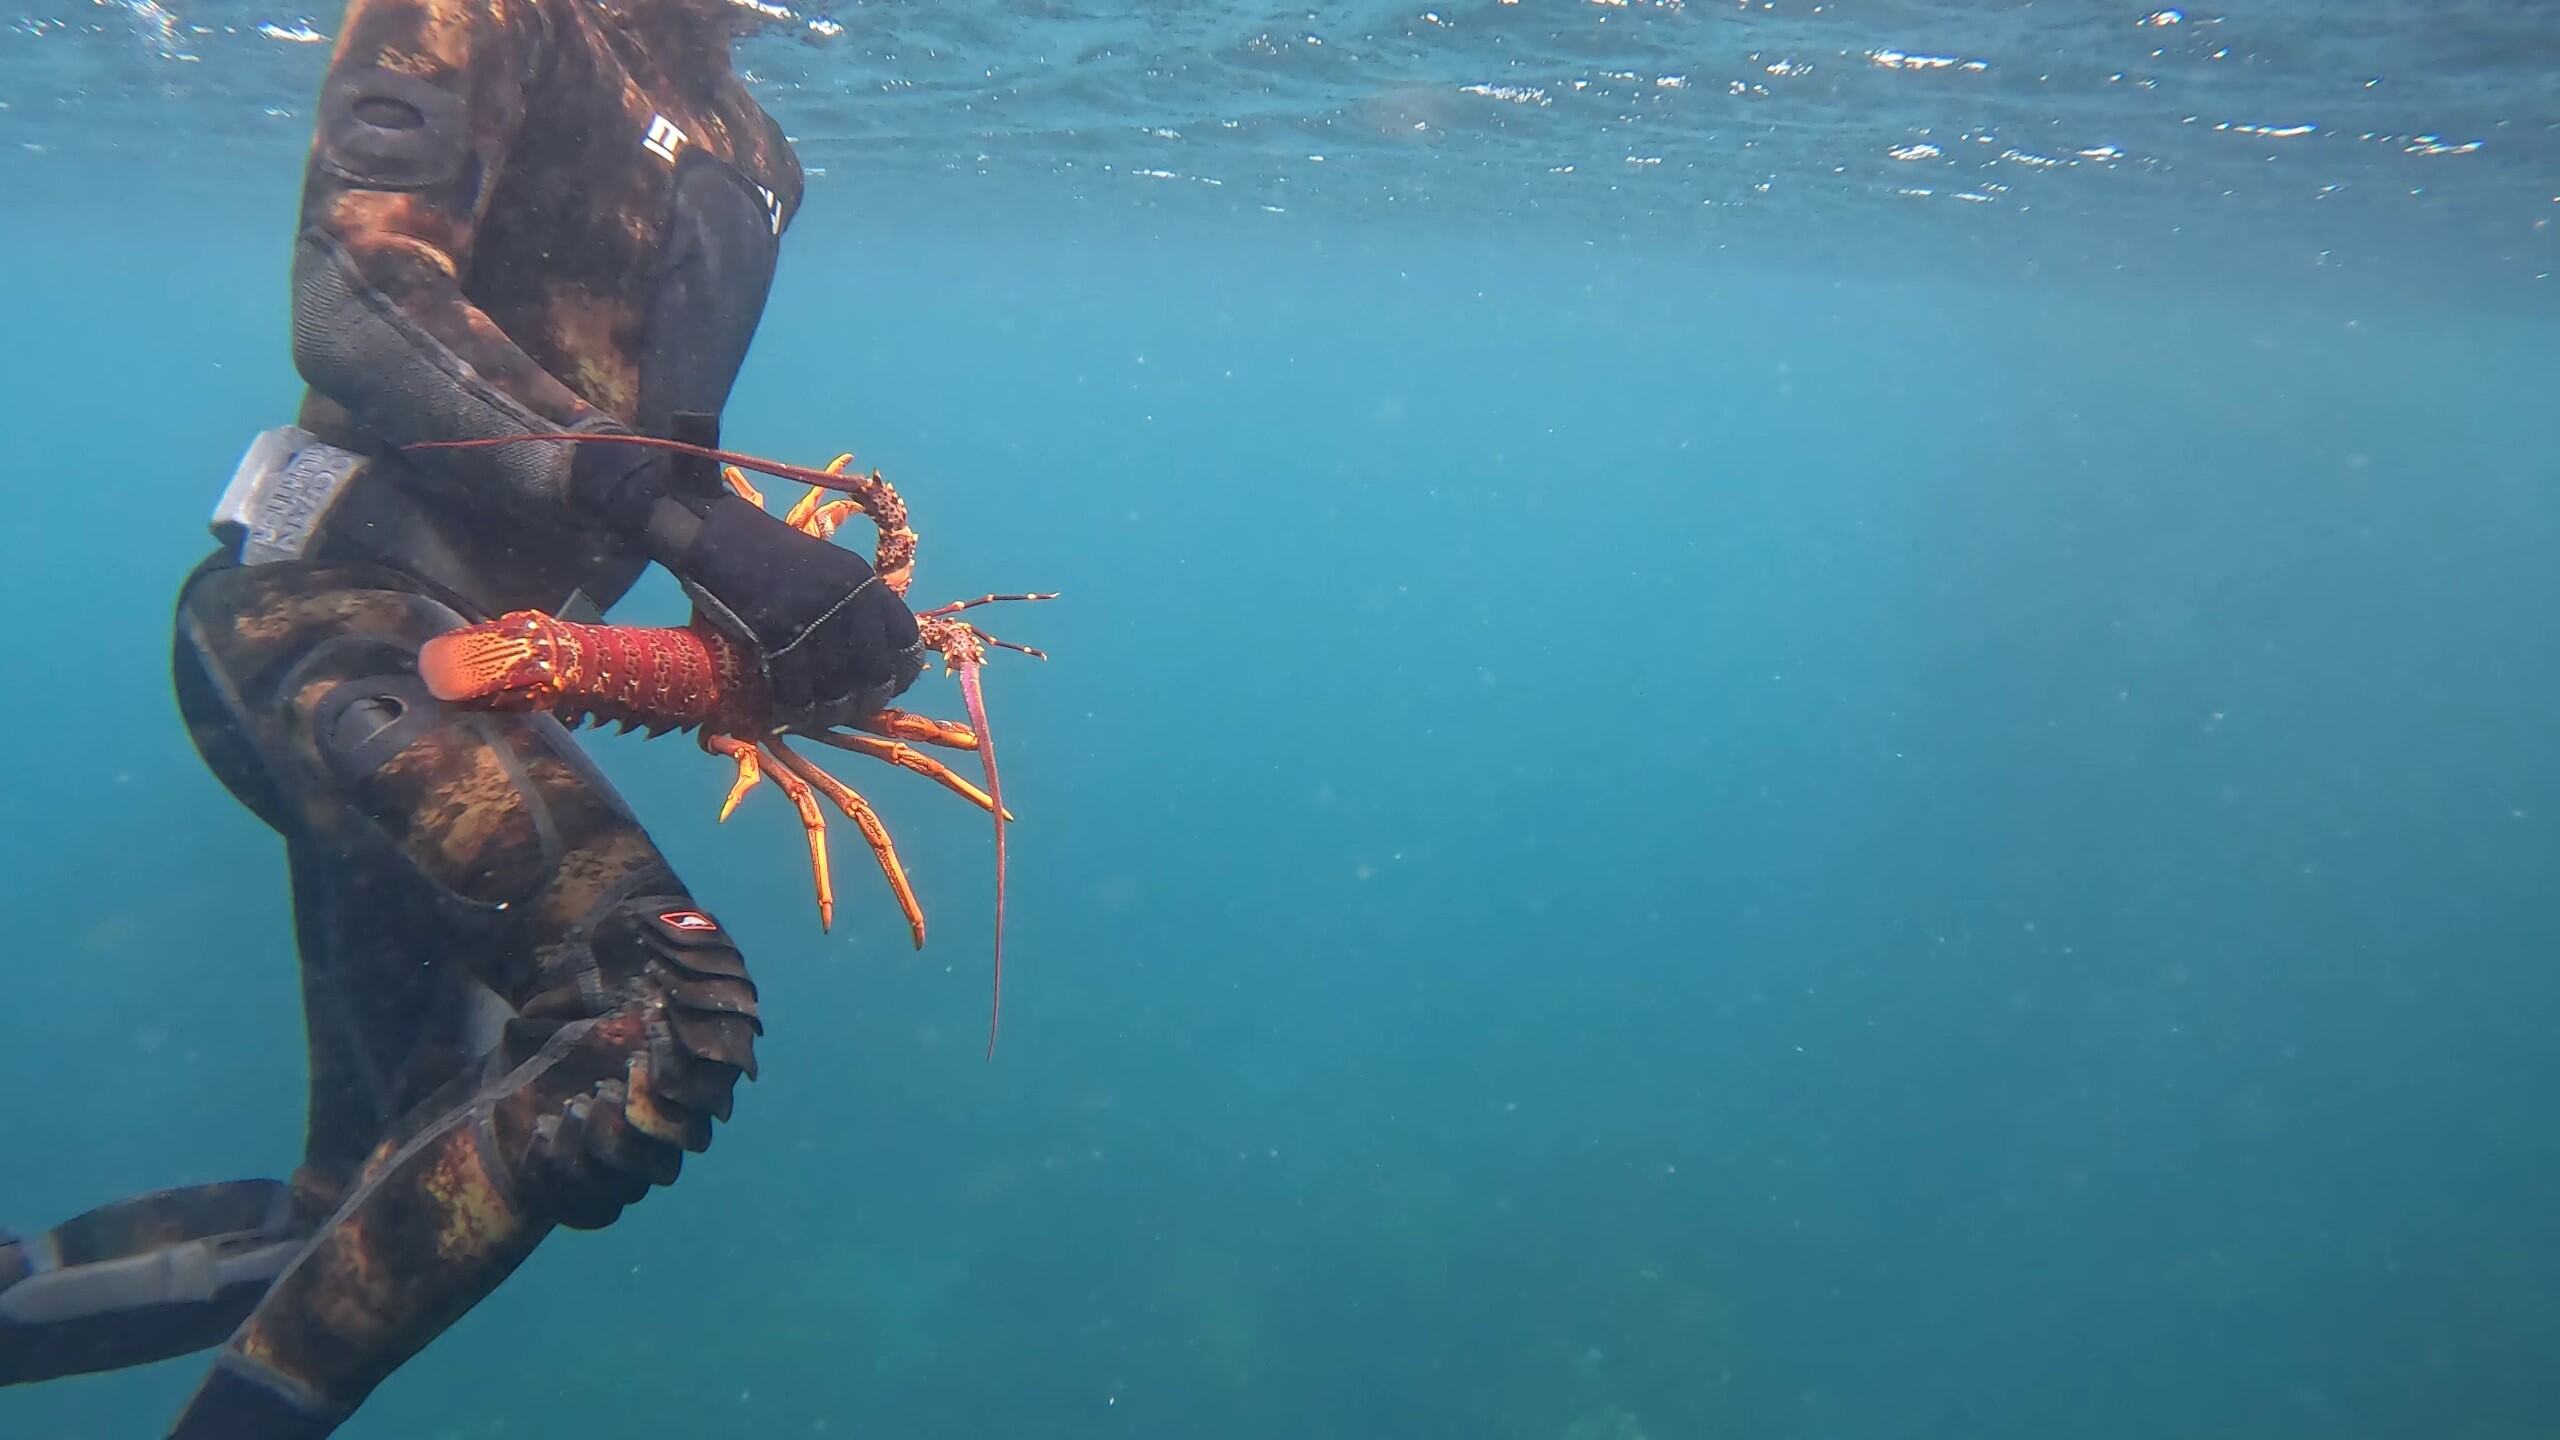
[
  {"xmin": 708, "ymin": 735, "xmax": 835, "ymax": 931},
  {"xmin": 781, "ymin": 483, "xmax": 829, "ymax": 532},
  {"xmin": 712, "ymin": 735, "xmax": 765, "ymax": 822},
  {"xmin": 858, "ymin": 709, "xmax": 981, "ymax": 751},
  {"xmin": 722, "ymin": 464, "xmax": 767, "ymax": 509},
  {"xmin": 766, "ymin": 736, "xmax": 926, "ymax": 950},
  {"xmin": 802, "ymin": 730, "xmax": 1011, "ymax": 819},
  {"xmin": 799, "ymin": 498, "xmax": 865, "ymax": 543}
]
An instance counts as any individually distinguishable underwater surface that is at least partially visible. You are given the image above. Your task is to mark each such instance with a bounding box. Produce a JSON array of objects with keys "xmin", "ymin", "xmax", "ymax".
[{"xmin": 3, "ymin": 1, "xmax": 2558, "ymax": 1436}]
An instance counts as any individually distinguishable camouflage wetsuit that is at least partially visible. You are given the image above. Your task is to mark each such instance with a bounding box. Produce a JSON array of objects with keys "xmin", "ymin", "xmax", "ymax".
[{"xmin": 0, "ymin": 0, "xmax": 913, "ymax": 1433}]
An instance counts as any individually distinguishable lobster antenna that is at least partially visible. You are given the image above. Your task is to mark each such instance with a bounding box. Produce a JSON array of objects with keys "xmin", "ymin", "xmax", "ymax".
[{"xmin": 405, "ymin": 433, "xmax": 882, "ymax": 498}]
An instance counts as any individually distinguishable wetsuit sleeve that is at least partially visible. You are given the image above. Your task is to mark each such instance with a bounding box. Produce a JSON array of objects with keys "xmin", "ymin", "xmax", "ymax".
[{"xmin": 288, "ymin": 0, "xmax": 606, "ymax": 507}]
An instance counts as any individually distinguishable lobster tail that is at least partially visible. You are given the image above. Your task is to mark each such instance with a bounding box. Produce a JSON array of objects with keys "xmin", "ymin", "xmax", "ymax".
[
  {"xmin": 420, "ymin": 621, "xmax": 549, "ymax": 707},
  {"xmin": 421, "ymin": 610, "xmax": 736, "ymax": 732}
]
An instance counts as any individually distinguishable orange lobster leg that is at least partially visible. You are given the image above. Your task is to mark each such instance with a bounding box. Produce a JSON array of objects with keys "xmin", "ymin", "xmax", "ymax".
[
  {"xmin": 727, "ymin": 464, "xmax": 864, "ymax": 544},
  {"xmin": 708, "ymin": 734, "xmax": 836, "ymax": 931},
  {"xmin": 711, "ymin": 735, "xmax": 765, "ymax": 822},
  {"xmin": 859, "ymin": 708, "xmax": 981, "ymax": 750},
  {"xmin": 766, "ymin": 736, "xmax": 926, "ymax": 949},
  {"xmin": 802, "ymin": 730, "xmax": 1010, "ymax": 818}
]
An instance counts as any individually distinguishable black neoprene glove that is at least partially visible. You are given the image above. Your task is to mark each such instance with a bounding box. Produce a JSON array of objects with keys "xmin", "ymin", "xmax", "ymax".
[
  {"xmin": 673, "ymin": 497, "xmax": 924, "ymax": 726},
  {"xmin": 570, "ymin": 427, "xmax": 924, "ymax": 730}
]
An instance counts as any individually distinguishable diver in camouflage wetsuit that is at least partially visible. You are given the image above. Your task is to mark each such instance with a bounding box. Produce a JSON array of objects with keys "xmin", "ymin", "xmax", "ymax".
[{"xmin": 0, "ymin": 0, "xmax": 921, "ymax": 1432}]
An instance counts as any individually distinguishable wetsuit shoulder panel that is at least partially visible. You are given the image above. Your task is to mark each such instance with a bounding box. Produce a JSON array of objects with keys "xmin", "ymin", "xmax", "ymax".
[{"xmin": 290, "ymin": 0, "xmax": 608, "ymax": 510}]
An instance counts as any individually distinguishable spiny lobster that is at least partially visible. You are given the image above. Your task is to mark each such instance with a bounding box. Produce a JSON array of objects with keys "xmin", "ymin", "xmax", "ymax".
[{"xmin": 407, "ymin": 435, "xmax": 1052, "ymax": 1058}]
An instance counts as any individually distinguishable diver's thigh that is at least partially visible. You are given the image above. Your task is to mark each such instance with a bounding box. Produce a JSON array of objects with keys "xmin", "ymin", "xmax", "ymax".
[{"xmin": 173, "ymin": 559, "xmax": 675, "ymax": 968}]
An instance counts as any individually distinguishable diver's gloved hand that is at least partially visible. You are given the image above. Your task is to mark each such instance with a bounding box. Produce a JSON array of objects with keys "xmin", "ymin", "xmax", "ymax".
[
  {"xmin": 664, "ymin": 496, "xmax": 926, "ymax": 729},
  {"xmin": 565, "ymin": 421, "xmax": 923, "ymax": 728}
]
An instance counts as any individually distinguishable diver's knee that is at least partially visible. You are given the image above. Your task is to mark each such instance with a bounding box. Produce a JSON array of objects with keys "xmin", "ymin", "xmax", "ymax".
[
  {"xmin": 614, "ymin": 902, "xmax": 763, "ymax": 1114},
  {"xmin": 507, "ymin": 899, "xmax": 762, "ymax": 1229}
]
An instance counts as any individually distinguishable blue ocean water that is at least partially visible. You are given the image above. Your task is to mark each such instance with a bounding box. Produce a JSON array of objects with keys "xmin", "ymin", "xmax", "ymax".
[{"xmin": 4, "ymin": 2, "xmax": 2558, "ymax": 1437}]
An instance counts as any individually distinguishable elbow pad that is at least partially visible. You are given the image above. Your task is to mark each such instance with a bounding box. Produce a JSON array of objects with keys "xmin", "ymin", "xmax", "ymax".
[
  {"xmin": 289, "ymin": 229, "xmax": 585, "ymax": 507},
  {"xmin": 315, "ymin": 66, "xmax": 470, "ymax": 191}
]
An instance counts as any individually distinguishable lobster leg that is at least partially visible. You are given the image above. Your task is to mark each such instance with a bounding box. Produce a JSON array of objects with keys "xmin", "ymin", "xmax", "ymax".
[
  {"xmin": 725, "ymin": 466, "xmax": 859, "ymax": 543},
  {"xmin": 711, "ymin": 735, "xmax": 765, "ymax": 823},
  {"xmin": 733, "ymin": 461, "xmax": 876, "ymax": 557},
  {"xmin": 802, "ymin": 730, "xmax": 1010, "ymax": 818},
  {"xmin": 765, "ymin": 736, "xmax": 926, "ymax": 950},
  {"xmin": 783, "ymin": 488, "xmax": 860, "ymax": 537},
  {"xmin": 800, "ymin": 498, "xmax": 864, "ymax": 542},
  {"xmin": 780, "ymin": 483, "xmax": 824, "ymax": 530},
  {"xmin": 708, "ymin": 734, "xmax": 836, "ymax": 930},
  {"xmin": 859, "ymin": 709, "xmax": 980, "ymax": 750}
]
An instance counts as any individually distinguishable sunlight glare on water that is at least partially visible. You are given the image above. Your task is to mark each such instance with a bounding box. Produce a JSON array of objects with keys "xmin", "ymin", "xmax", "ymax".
[{"xmin": 4, "ymin": 0, "xmax": 2554, "ymax": 283}]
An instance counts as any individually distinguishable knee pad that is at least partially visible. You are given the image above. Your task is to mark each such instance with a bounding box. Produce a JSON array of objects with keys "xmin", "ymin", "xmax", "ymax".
[
  {"xmin": 598, "ymin": 899, "xmax": 765, "ymax": 1108},
  {"xmin": 502, "ymin": 897, "xmax": 763, "ymax": 1230}
]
